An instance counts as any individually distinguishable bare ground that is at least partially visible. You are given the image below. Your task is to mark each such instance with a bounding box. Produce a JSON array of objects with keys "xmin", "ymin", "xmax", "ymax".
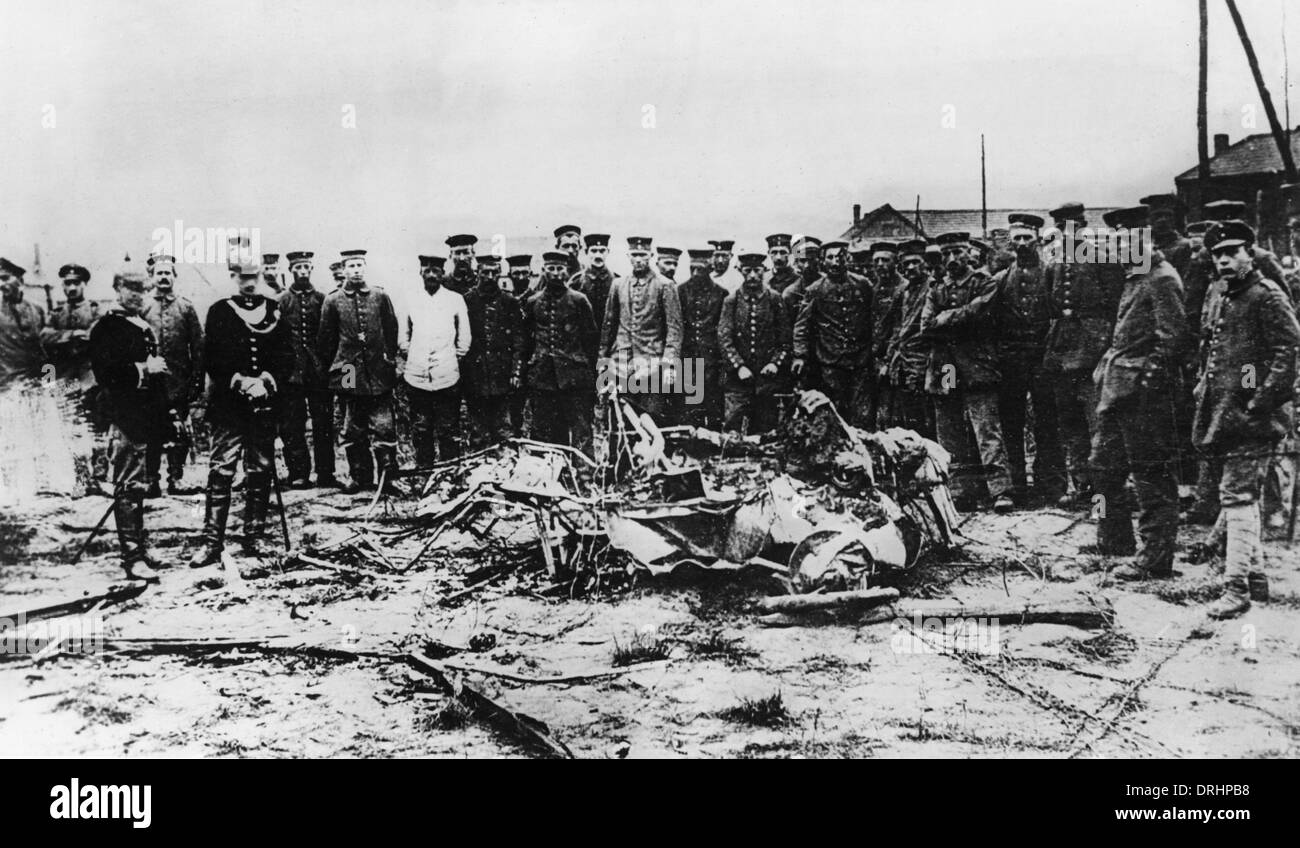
[{"xmin": 2, "ymin": 486, "xmax": 1298, "ymax": 759}]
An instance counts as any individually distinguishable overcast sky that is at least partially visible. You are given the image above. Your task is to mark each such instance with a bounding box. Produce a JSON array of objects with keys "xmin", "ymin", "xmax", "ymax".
[{"xmin": 2, "ymin": 0, "xmax": 1298, "ymax": 299}]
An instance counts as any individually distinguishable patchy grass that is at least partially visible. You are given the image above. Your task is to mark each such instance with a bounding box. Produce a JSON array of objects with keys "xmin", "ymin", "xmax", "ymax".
[
  {"xmin": 420, "ymin": 698, "xmax": 474, "ymax": 731},
  {"xmin": 611, "ymin": 631, "xmax": 670, "ymax": 667},
  {"xmin": 718, "ymin": 692, "xmax": 794, "ymax": 728},
  {"xmin": 1066, "ymin": 630, "xmax": 1138, "ymax": 665},
  {"xmin": 683, "ymin": 629, "xmax": 756, "ymax": 666},
  {"xmin": 1268, "ymin": 591, "xmax": 1300, "ymax": 611},
  {"xmin": 54, "ymin": 695, "xmax": 133, "ymax": 725},
  {"xmin": 738, "ymin": 732, "xmax": 884, "ymax": 758}
]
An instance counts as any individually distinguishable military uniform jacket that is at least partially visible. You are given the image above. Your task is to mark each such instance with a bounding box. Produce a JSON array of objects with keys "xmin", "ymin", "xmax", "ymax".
[
  {"xmin": 204, "ymin": 295, "xmax": 293, "ymax": 429},
  {"xmin": 871, "ymin": 272, "xmax": 905, "ymax": 362},
  {"xmin": 793, "ymin": 272, "xmax": 874, "ymax": 370},
  {"xmin": 0, "ymin": 296, "xmax": 47, "ymax": 387},
  {"xmin": 920, "ymin": 268, "xmax": 1000, "ymax": 391},
  {"xmin": 765, "ymin": 266, "xmax": 799, "ymax": 295},
  {"xmin": 676, "ymin": 274, "xmax": 728, "ymax": 364},
  {"xmin": 1184, "ymin": 245, "xmax": 1289, "ymax": 344},
  {"xmin": 718, "ymin": 285, "xmax": 789, "ymax": 376},
  {"xmin": 317, "ymin": 284, "xmax": 399, "ymax": 396},
  {"xmin": 88, "ymin": 308, "xmax": 168, "ymax": 443},
  {"xmin": 993, "ymin": 260, "xmax": 1052, "ymax": 356},
  {"xmin": 1155, "ymin": 234, "xmax": 1195, "ymax": 282},
  {"xmin": 570, "ymin": 267, "xmax": 618, "ymax": 339},
  {"xmin": 1093, "ymin": 260, "xmax": 1188, "ymax": 416},
  {"xmin": 41, "ymin": 297, "xmax": 99, "ymax": 385},
  {"xmin": 462, "ymin": 284, "xmax": 523, "ymax": 397},
  {"xmin": 781, "ymin": 273, "xmax": 818, "ymax": 321},
  {"xmin": 278, "ymin": 283, "xmax": 326, "ymax": 387},
  {"xmin": 881, "ymin": 277, "xmax": 932, "ymax": 392},
  {"xmin": 518, "ymin": 283, "xmax": 598, "ymax": 392},
  {"xmin": 1042, "ymin": 258, "xmax": 1125, "ymax": 373},
  {"xmin": 143, "ymin": 293, "xmax": 204, "ymax": 406},
  {"xmin": 601, "ymin": 272, "xmax": 683, "ymax": 366},
  {"xmin": 1193, "ymin": 270, "xmax": 1300, "ymax": 448}
]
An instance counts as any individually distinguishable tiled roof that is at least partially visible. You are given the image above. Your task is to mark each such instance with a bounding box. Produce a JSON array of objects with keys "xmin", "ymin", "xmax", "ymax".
[
  {"xmin": 841, "ymin": 203, "xmax": 1121, "ymax": 242},
  {"xmin": 1174, "ymin": 131, "xmax": 1300, "ymax": 181}
]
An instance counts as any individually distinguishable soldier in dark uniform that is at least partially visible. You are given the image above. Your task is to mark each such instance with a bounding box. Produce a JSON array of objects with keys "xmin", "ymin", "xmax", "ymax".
[
  {"xmin": 570, "ymin": 233, "xmax": 618, "ymax": 340},
  {"xmin": 89, "ymin": 270, "xmax": 170, "ymax": 581},
  {"xmin": 1193, "ymin": 221, "xmax": 1300, "ymax": 617},
  {"xmin": 877, "ymin": 239, "xmax": 935, "ymax": 439},
  {"xmin": 708, "ymin": 239, "xmax": 742, "ymax": 294},
  {"xmin": 656, "ymin": 246, "xmax": 682, "ymax": 282},
  {"xmin": 718, "ymin": 251, "xmax": 789, "ymax": 434},
  {"xmin": 791, "ymin": 240, "xmax": 873, "ymax": 425},
  {"xmin": 993, "ymin": 213, "xmax": 1065, "ymax": 506},
  {"xmin": 867, "ymin": 241, "xmax": 904, "ymax": 430},
  {"xmin": 601, "ymin": 237, "xmax": 683, "ymax": 423},
  {"xmin": 553, "ymin": 224, "xmax": 583, "ymax": 278},
  {"xmin": 317, "ymin": 249, "xmax": 401, "ymax": 494},
  {"xmin": 1043, "ymin": 202, "xmax": 1126, "ymax": 508},
  {"xmin": 518, "ymin": 252, "xmax": 598, "ymax": 455},
  {"xmin": 403, "ymin": 255, "xmax": 470, "ymax": 465},
  {"xmin": 42, "ymin": 263, "xmax": 106, "ymax": 492},
  {"xmin": 1184, "ymin": 199, "xmax": 1291, "ymax": 523},
  {"xmin": 0, "ymin": 257, "xmax": 47, "ymax": 389},
  {"xmin": 329, "ymin": 261, "xmax": 345, "ymax": 290},
  {"xmin": 445, "ymin": 234, "xmax": 478, "ymax": 295},
  {"xmin": 849, "ymin": 248, "xmax": 871, "ymax": 277},
  {"xmin": 142, "ymin": 254, "xmax": 203, "ymax": 496},
  {"xmin": 921, "ymin": 232, "xmax": 1014, "ymax": 513},
  {"xmin": 189, "ymin": 261, "xmax": 293, "ymax": 565},
  {"xmin": 1142, "ymin": 194, "xmax": 1194, "ymax": 280},
  {"xmin": 764, "ymin": 233, "xmax": 798, "ymax": 295},
  {"xmin": 924, "ymin": 242, "xmax": 944, "ymax": 279},
  {"xmin": 505, "ymin": 254, "xmax": 535, "ymax": 436},
  {"xmin": 278, "ymin": 251, "xmax": 338, "ymax": 489},
  {"xmin": 782, "ymin": 236, "xmax": 822, "ymax": 320},
  {"xmin": 1089, "ymin": 206, "xmax": 1188, "ymax": 578},
  {"xmin": 676, "ymin": 246, "xmax": 727, "ymax": 428},
  {"xmin": 463, "ymin": 253, "xmax": 523, "ymax": 446}
]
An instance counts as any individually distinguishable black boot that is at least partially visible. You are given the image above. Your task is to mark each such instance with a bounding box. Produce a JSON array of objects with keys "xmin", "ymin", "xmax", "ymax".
[
  {"xmin": 189, "ymin": 473, "xmax": 232, "ymax": 567},
  {"xmin": 115, "ymin": 494, "xmax": 160, "ymax": 582},
  {"xmin": 342, "ymin": 446, "xmax": 374, "ymax": 494},
  {"xmin": 241, "ymin": 474, "xmax": 272, "ymax": 556}
]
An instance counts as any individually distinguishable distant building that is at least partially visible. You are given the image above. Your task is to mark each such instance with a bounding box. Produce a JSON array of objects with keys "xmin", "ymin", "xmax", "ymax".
[
  {"xmin": 839, "ymin": 203, "xmax": 1120, "ymax": 246},
  {"xmin": 1174, "ymin": 130, "xmax": 1300, "ymax": 252}
]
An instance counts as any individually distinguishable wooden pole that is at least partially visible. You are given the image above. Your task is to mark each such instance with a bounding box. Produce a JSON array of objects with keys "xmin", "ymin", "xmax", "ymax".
[
  {"xmin": 1225, "ymin": 0, "xmax": 1298, "ymax": 180},
  {"xmin": 1198, "ymin": 0, "xmax": 1211, "ymax": 189},
  {"xmin": 980, "ymin": 134, "xmax": 988, "ymax": 238}
]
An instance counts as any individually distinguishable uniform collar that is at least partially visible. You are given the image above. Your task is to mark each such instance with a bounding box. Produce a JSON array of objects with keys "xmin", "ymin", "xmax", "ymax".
[
  {"xmin": 154, "ymin": 290, "xmax": 176, "ymax": 303},
  {"xmin": 344, "ymin": 283, "xmax": 371, "ymax": 295},
  {"xmin": 1225, "ymin": 267, "xmax": 1263, "ymax": 297}
]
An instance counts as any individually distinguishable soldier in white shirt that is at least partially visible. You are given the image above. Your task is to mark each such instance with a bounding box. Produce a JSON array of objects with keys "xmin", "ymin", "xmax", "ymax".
[{"xmin": 402, "ymin": 254, "xmax": 471, "ymax": 465}]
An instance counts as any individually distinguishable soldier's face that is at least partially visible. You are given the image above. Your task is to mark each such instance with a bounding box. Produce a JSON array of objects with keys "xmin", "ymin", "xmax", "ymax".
[
  {"xmin": 477, "ymin": 262, "xmax": 500, "ymax": 284},
  {"xmin": 151, "ymin": 265, "xmax": 176, "ymax": 290},
  {"xmin": 941, "ymin": 245, "xmax": 969, "ymax": 273},
  {"xmin": 1150, "ymin": 208, "xmax": 1175, "ymax": 235},
  {"xmin": 711, "ymin": 252, "xmax": 731, "ymax": 274},
  {"xmin": 901, "ymin": 256, "xmax": 926, "ymax": 280},
  {"xmin": 116, "ymin": 280, "xmax": 152, "ymax": 313},
  {"xmin": 1289, "ymin": 219, "xmax": 1300, "ymax": 256},
  {"xmin": 656, "ymin": 257, "xmax": 678, "ymax": 278},
  {"xmin": 262, "ymin": 271, "xmax": 278, "ymax": 289},
  {"xmin": 1212, "ymin": 243, "xmax": 1253, "ymax": 278},
  {"xmin": 872, "ymin": 254, "xmax": 896, "ymax": 274},
  {"xmin": 558, "ymin": 235, "xmax": 581, "ymax": 257},
  {"xmin": 510, "ymin": 269, "xmax": 531, "ymax": 291},
  {"xmin": 629, "ymin": 250, "xmax": 651, "ymax": 274},
  {"xmin": 586, "ymin": 245, "xmax": 608, "ymax": 268},
  {"xmin": 543, "ymin": 262, "xmax": 568, "ymax": 285},
  {"xmin": 344, "ymin": 258, "xmax": 366, "ymax": 286},
  {"xmin": 769, "ymin": 246, "xmax": 790, "ymax": 268},
  {"xmin": 689, "ymin": 259, "xmax": 708, "ymax": 276},
  {"xmin": 0, "ymin": 272, "xmax": 19, "ymax": 300},
  {"xmin": 235, "ymin": 273, "xmax": 259, "ymax": 296},
  {"xmin": 290, "ymin": 262, "xmax": 312, "ymax": 283},
  {"xmin": 422, "ymin": 267, "xmax": 443, "ymax": 293},
  {"xmin": 451, "ymin": 246, "xmax": 474, "ymax": 269},
  {"xmin": 823, "ymin": 249, "xmax": 846, "ymax": 274},
  {"xmin": 62, "ymin": 278, "xmax": 85, "ymax": 301},
  {"xmin": 741, "ymin": 266, "xmax": 764, "ymax": 287}
]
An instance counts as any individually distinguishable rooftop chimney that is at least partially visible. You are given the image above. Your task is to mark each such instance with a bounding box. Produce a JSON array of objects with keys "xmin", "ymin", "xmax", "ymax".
[
  {"xmin": 853, "ymin": 203, "xmax": 861, "ymax": 228},
  {"xmin": 1213, "ymin": 133, "xmax": 1230, "ymax": 156}
]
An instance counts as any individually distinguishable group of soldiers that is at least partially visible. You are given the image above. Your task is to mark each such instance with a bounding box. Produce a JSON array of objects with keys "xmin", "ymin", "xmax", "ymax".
[{"xmin": 2, "ymin": 190, "xmax": 1297, "ymax": 619}]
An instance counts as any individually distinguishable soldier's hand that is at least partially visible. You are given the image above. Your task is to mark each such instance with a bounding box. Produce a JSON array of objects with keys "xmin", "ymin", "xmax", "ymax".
[
  {"xmin": 144, "ymin": 355, "xmax": 169, "ymax": 375},
  {"xmin": 511, "ymin": 375, "xmax": 521, "ymax": 390},
  {"xmin": 737, "ymin": 366, "xmax": 754, "ymax": 381},
  {"xmin": 791, "ymin": 358, "xmax": 805, "ymax": 376}
]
